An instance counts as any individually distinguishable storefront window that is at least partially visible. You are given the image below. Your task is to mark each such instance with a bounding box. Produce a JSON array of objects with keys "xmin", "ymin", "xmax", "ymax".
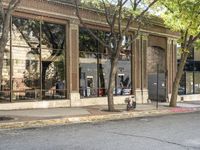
[
  {"xmin": 79, "ymin": 28, "xmax": 98, "ymax": 97},
  {"xmin": 79, "ymin": 28, "xmax": 132, "ymax": 98},
  {"xmin": 179, "ymin": 45, "xmax": 200, "ymax": 95},
  {"xmin": 12, "ymin": 17, "xmax": 40, "ymax": 100},
  {"xmin": 41, "ymin": 22, "xmax": 66, "ymax": 99},
  {"xmin": 116, "ymin": 36, "xmax": 132, "ymax": 95},
  {"xmin": 0, "ymin": 16, "xmax": 67, "ymax": 102},
  {"xmin": 0, "ymin": 47, "xmax": 11, "ymax": 101},
  {"xmin": 98, "ymin": 48, "xmax": 110, "ymax": 97}
]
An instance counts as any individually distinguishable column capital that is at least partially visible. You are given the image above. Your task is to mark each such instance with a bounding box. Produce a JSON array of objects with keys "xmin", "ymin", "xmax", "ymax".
[
  {"xmin": 173, "ymin": 39, "xmax": 178, "ymax": 44},
  {"xmin": 167, "ymin": 37, "xmax": 173, "ymax": 44},
  {"xmin": 141, "ymin": 33, "xmax": 149, "ymax": 39},
  {"xmin": 69, "ymin": 18, "xmax": 80, "ymax": 26},
  {"xmin": 167, "ymin": 37, "xmax": 178, "ymax": 43}
]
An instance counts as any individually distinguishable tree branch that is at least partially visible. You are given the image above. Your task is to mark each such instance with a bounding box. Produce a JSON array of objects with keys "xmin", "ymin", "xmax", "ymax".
[
  {"xmin": 183, "ymin": 29, "xmax": 188, "ymax": 50},
  {"xmin": 160, "ymin": 2, "xmax": 174, "ymax": 13},
  {"xmin": 102, "ymin": 0, "xmax": 111, "ymax": 26},
  {"xmin": 1, "ymin": 0, "xmax": 20, "ymax": 41},
  {"xmin": 0, "ymin": 0, "xmax": 5, "ymax": 21},
  {"xmin": 134, "ymin": 0, "xmax": 158, "ymax": 22},
  {"xmin": 74, "ymin": 0, "xmax": 110, "ymax": 49},
  {"xmin": 191, "ymin": 32, "xmax": 200, "ymax": 44},
  {"xmin": 121, "ymin": 22, "xmax": 142, "ymax": 49}
]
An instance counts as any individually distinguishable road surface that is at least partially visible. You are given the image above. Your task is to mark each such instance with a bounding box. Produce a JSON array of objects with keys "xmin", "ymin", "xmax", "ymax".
[{"xmin": 0, "ymin": 112, "xmax": 200, "ymax": 150}]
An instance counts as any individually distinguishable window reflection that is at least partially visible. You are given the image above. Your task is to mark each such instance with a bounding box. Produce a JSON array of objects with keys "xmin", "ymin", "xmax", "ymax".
[
  {"xmin": 79, "ymin": 28, "xmax": 132, "ymax": 98},
  {"xmin": 3, "ymin": 17, "xmax": 67, "ymax": 101},
  {"xmin": 116, "ymin": 58, "xmax": 132, "ymax": 95},
  {"xmin": 41, "ymin": 22, "xmax": 65, "ymax": 99},
  {"xmin": 79, "ymin": 54, "xmax": 98, "ymax": 97},
  {"xmin": 115, "ymin": 36, "xmax": 132, "ymax": 95},
  {"xmin": 0, "ymin": 48, "xmax": 11, "ymax": 101},
  {"xmin": 11, "ymin": 17, "xmax": 40, "ymax": 100},
  {"xmin": 178, "ymin": 46, "xmax": 200, "ymax": 95},
  {"xmin": 42, "ymin": 22, "xmax": 65, "ymax": 50}
]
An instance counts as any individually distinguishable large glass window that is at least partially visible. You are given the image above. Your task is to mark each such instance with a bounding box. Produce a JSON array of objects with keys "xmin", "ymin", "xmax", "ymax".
[
  {"xmin": 12, "ymin": 17, "xmax": 40, "ymax": 100},
  {"xmin": 98, "ymin": 53, "xmax": 110, "ymax": 97},
  {"xmin": 79, "ymin": 29, "xmax": 98, "ymax": 97},
  {"xmin": 0, "ymin": 16, "xmax": 66, "ymax": 102},
  {"xmin": 116, "ymin": 36, "xmax": 132, "ymax": 95},
  {"xmin": 41, "ymin": 22, "xmax": 65, "ymax": 99},
  {"xmin": 79, "ymin": 28, "xmax": 132, "ymax": 98},
  {"xmin": 0, "ymin": 42, "xmax": 11, "ymax": 101},
  {"xmin": 178, "ymin": 45, "xmax": 200, "ymax": 95}
]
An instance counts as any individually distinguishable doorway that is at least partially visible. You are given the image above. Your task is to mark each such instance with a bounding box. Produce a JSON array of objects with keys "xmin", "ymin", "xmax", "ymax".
[{"xmin": 147, "ymin": 46, "xmax": 167, "ymax": 102}]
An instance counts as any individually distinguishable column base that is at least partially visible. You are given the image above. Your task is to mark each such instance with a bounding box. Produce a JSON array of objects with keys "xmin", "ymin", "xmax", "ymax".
[
  {"xmin": 69, "ymin": 92, "xmax": 81, "ymax": 107},
  {"xmin": 135, "ymin": 89, "xmax": 149, "ymax": 104}
]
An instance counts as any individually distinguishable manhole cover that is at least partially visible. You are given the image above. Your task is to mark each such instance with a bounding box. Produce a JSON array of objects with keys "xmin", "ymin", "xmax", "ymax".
[{"xmin": 0, "ymin": 116, "xmax": 14, "ymax": 121}]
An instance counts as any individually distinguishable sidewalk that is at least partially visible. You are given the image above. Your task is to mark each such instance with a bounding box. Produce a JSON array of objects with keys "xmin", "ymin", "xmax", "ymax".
[{"xmin": 0, "ymin": 102, "xmax": 200, "ymax": 130}]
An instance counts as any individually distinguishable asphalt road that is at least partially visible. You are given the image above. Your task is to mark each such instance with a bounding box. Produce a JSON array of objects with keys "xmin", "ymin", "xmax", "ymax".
[{"xmin": 0, "ymin": 112, "xmax": 200, "ymax": 150}]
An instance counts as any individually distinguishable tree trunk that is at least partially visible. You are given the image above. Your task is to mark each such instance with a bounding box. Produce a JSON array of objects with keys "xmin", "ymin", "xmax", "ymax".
[
  {"xmin": 0, "ymin": 23, "xmax": 10, "ymax": 88},
  {"xmin": 170, "ymin": 51, "xmax": 189, "ymax": 107},
  {"xmin": 41, "ymin": 61, "xmax": 51, "ymax": 99},
  {"xmin": 0, "ymin": 0, "xmax": 20, "ymax": 87},
  {"xmin": 98, "ymin": 63, "xmax": 105, "ymax": 96},
  {"xmin": 107, "ymin": 57, "xmax": 118, "ymax": 111},
  {"xmin": 0, "ymin": 43, "xmax": 6, "ymax": 87}
]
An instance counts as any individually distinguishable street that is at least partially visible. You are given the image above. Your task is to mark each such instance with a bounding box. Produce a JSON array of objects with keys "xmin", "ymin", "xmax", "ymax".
[{"xmin": 0, "ymin": 112, "xmax": 200, "ymax": 150}]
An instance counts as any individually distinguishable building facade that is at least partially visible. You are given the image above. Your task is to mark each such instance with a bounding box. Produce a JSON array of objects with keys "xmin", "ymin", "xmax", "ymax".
[
  {"xmin": 0, "ymin": 0, "xmax": 180, "ymax": 109},
  {"xmin": 178, "ymin": 46, "xmax": 200, "ymax": 101}
]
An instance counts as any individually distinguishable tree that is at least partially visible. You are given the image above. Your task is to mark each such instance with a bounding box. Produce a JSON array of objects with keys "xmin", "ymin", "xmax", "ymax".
[
  {"xmin": 75, "ymin": 0, "xmax": 158, "ymax": 111},
  {"xmin": 160, "ymin": 0, "xmax": 200, "ymax": 107},
  {"xmin": 0, "ymin": 0, "xmax": 20, "ymax": 89}
]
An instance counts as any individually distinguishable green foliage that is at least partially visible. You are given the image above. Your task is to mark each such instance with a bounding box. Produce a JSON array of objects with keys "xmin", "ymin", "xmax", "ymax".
[
  {"xmin": 160, "ymin": 0, "xmax": 200, "ymax": 36},
  {"xmin": 158, "ymin": 0, "xmax": 200, "ymax": 106},
  {"xmin": 80, "ymin": 0, "xmax": 156, "ymax": 18},
  {"xmin": 194, "ymin": 39, "xmax": 200, "ymax": 50}
]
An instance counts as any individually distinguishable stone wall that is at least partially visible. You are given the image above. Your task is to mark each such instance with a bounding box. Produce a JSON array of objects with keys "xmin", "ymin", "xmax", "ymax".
[{"xmin": 147, "ymin": 46, "xmax": 166, "ymax": 74}]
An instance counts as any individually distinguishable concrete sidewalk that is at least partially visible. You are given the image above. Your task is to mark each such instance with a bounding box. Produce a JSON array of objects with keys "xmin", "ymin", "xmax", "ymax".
[{"xmin": 0, "ymin": 102, "xmax": 200, "ymax": 130}]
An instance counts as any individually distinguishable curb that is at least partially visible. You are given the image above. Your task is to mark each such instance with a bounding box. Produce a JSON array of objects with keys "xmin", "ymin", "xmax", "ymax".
[{"xmin": 0, "ymin": 108, "xmax": 199, "ymax": 130}]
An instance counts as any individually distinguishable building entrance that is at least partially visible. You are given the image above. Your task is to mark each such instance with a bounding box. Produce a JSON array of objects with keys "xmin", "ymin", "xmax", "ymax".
[{"xmin": 147, "ymin": 46, "xmax": 167, "ymax": 102}]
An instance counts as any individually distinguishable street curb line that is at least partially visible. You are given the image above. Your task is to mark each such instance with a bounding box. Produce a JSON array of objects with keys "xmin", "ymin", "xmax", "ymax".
[{"xmin": 0, "ymin": 108, "xmax": 199, "ymax": 130}]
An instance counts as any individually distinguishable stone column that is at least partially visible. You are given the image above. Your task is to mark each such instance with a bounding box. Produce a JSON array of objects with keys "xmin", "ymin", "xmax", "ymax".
[
  {"xmin": 141, "ymin": 34, "xmax": 149, "ymax": 103},
  {"xmin": 133, "ymin": 34, "xmax": 149, "ymax": 103},
  {"xmin": 134, "ymin": 36, "xmax": 142, "ymax": 103},
  {"xmin": 166, "ymin": 38, "xmax": 177, "ymax": 100},
  {"xmin": 67, "ymin": 20, "xmax": 81, "ymax": 106},
  {"xmin": 172, "ymin": 40, "xmax": 177, "ymax": 81},
  {"xmin": 131, "ymin": 39, "xmax": 135, "ymax": 95}
]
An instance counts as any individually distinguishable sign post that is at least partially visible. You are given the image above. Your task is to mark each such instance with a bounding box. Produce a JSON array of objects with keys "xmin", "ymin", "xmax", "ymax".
[{"xmin": 156, "ymin": 64, "xmax": 159, "ymax": 109}]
